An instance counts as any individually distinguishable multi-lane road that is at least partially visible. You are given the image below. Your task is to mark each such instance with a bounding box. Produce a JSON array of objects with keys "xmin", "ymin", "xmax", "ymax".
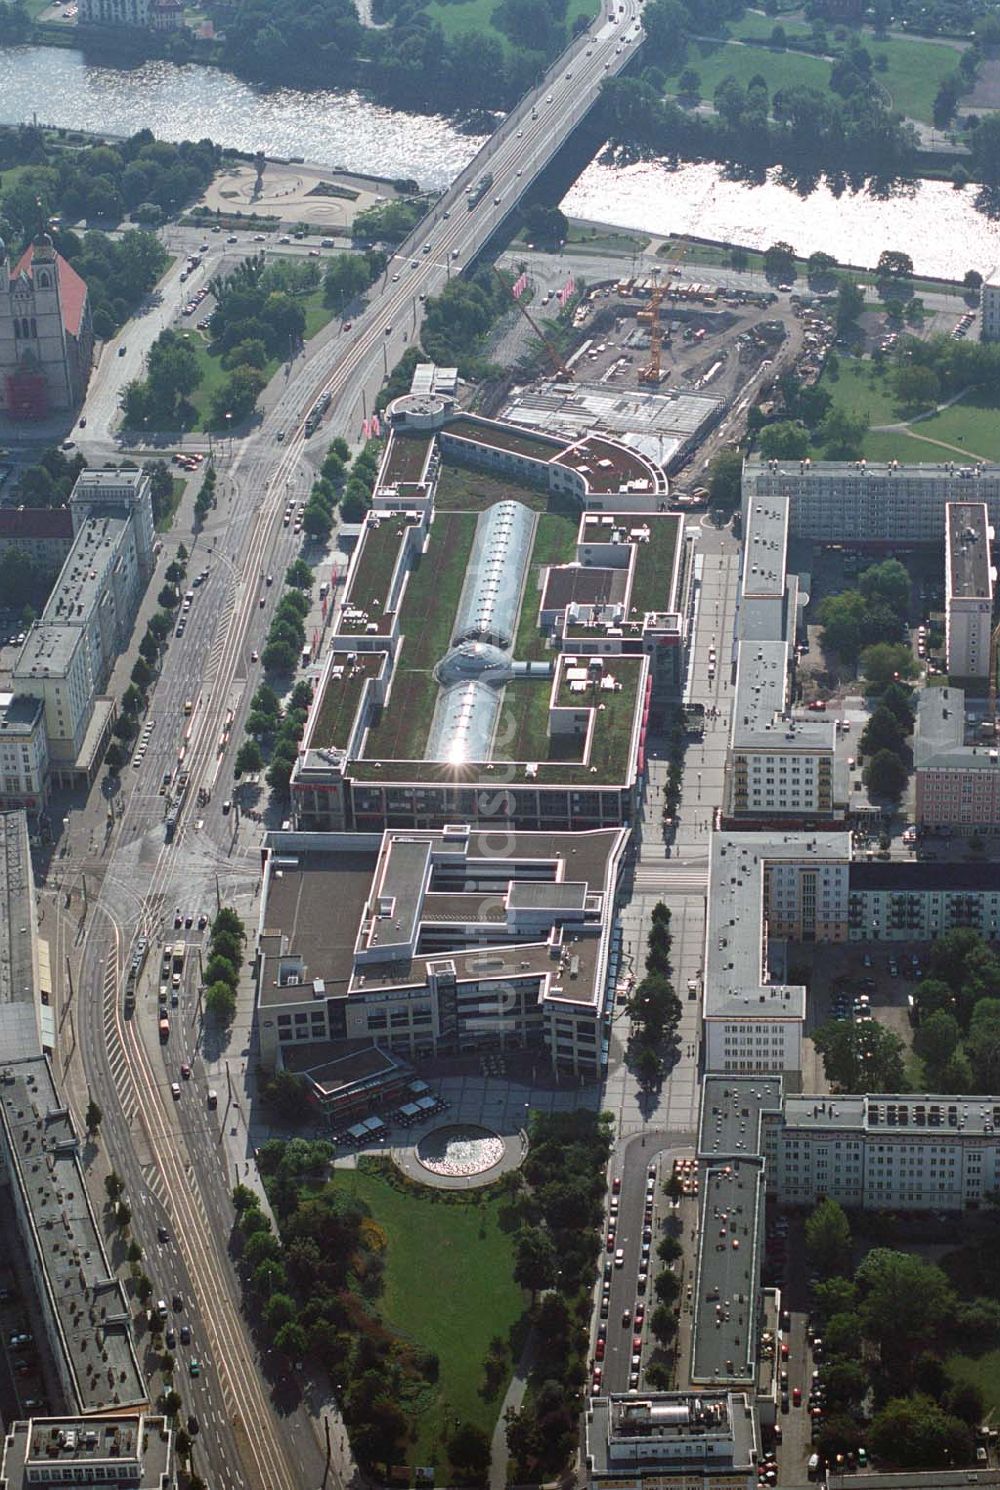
[{"xmin": 53, "ymin": 5, "xmax": 650, "ymax": 1488}]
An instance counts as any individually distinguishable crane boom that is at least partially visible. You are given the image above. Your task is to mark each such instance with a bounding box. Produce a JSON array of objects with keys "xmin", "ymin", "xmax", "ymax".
[{"xmin": 493, "ymin": 267, "xmax": 572, "ymax": 380}]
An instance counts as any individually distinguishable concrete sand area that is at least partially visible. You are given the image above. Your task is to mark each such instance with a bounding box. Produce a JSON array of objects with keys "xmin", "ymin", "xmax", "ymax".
[{"xmin": 195, "ymin": 160, "xmax": 398, "ymax": 229}]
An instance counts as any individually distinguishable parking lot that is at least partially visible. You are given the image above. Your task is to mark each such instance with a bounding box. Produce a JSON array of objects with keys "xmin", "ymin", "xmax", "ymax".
[{"xmin": 797, "ymin": 939, "xmax": 920, "ymax": 1090}]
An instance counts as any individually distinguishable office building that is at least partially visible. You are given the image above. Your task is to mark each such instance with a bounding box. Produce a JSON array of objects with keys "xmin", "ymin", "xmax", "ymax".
[
  {"xmin": 944, "ymin": 501, "xmax": 994, "ymax": 678},
  {"xmin": 381, "ymin": 386, "xmax": 670, "ymax": 512},
  {"xmin": 0, "ymin": 508, "xmax": 74, "ymax": 575},
  {"xmin": 0, "ymin": 812, "xmax": 146, "ymax": 1414},
  {"xmin": 743, "ymin": 455, "xmax": 1000, "ymax": 543},
  {"xmin": 0, "ymin": 1415, "xmax": 172, "ymax": 1489},
  {"xmin": 913, "ymin": 687, "xmax": 1000, "ymax": 831},
  {"xmin": 256, "ymin": 823, "xmax": 629, "ymax": 1081},
  {"xmin": 291, "ymin": 491, "xmax": 686, "ymax": 834},
  {"xmin": 702, "ymin": 832, "xmax": 851, "ymax": 1075},
  {"xmin": 763, "ymin": 1092, "xmax": 1000, "ymax": 1212},
  {"xmin": 0, "ymin": 695, "xmax": 49, "ymax": 813},
  {"xmin": 77, "ymin": 0, "xmax": 183, "ymax": 27},
  {"xmin": 0, "ymin": 235, "xmax": 92, "ymax": 420},
  {"xmin": 11, "ymin": 468, "xmax": 153, "ymax": 781},
  {"xmin": 585, "ymin": 1391, "xmax": 760, "ymax": 1489},
  {"xmin": 981, "ymin": 280, "xmax": 1000, "ymax": 342}
]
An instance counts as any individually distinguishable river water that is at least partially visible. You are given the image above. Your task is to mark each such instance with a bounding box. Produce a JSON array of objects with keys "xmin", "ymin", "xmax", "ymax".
[{"xmin": 3, "ymin": 43, "xmax": 1000, "ymax": 276}]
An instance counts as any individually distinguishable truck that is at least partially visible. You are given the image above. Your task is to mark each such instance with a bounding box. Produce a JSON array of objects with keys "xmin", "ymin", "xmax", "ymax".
[
  {"xmin": 467, "ymin": 171, "xmax": 493, "ymax": 209},
  {"xmin": 159, "ymin": 1015, "xmax": 170, "ymax": 1042},
  {"xmin": 301, "ymin": 644, "xmax": 312, "ymax": 668}
]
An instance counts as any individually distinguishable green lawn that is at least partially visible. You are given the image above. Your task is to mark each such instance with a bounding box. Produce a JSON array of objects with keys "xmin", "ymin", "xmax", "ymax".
[
  {"xmin": 818, "ymin": 364, "xmax": 1000, "ymax": 463},
  {"xmin": 675, "ymin": 22, "xmax": 957, "ymax": 123},
  {"xmin": 895, "ymin": 392, "xmax": 1000, "ymax": 462},
  {"xmin": 154, "ymin": 476, "xmax": 187, "ymax": 533},
  {"xmin": 514, "ymin": 511, "xmax": 578, "ymax": 661},
  {"xmin": 947, "ymin": 1350, "xmax": 1000, "ymax": 1418},
  {"xmin": 820, "ymin": 358, "xmax": 902, "ymax": 427},
  {"xmin": 330, "ymin": 1165, "xmax": 524, "ymax": 1466},
  {"xmin": 423, "ymin": 0, "xmax": 595, "ymax": 47},
  {"xmin": 181, "ymin": 287, "xmax": 332, "ymax": 431}
]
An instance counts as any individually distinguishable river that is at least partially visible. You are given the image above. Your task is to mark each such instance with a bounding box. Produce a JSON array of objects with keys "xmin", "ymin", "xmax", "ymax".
[{"xmin": 3, "ymin": 42, "xmax": 1000, "ymax": 276}]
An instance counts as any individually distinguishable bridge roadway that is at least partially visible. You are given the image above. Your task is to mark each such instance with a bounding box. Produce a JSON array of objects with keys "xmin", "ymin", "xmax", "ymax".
[{"xmin": 66, "ymin": 9, "xmax": 646, "ymax": 1488}]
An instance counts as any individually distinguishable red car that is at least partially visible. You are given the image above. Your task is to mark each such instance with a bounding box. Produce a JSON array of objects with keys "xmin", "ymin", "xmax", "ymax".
[
  {"xmin": 634, "ymin": 1304, "xmax": 645, "ymax": 1327},
  {"xmin": 595, "ymin": 1339, "xmax": 605, "ymax": 1361},
  {"xmin": 792, "ymin": 1387, "xmax": 802, "ymax": 1406},
  {"xmin": 632, "ymin": 1334, "xmax": 642, "ymax": 1352},
  {"xmin": 612, "ymin": 1175, "xmax": 622, "ymax": 1194},
  {"xmin": 781, "ymin": 1341, "xmax": 789, "ymax": 1360},
  {"xmin": 606, "ymin": 1233, "xmax": 615, "ymax": 1252}
]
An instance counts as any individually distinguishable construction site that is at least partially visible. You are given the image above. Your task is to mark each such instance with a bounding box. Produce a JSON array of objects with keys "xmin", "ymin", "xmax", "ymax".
[{"xmin": 485, "ymin": 254, "xmax": 816, "ymax": 481}]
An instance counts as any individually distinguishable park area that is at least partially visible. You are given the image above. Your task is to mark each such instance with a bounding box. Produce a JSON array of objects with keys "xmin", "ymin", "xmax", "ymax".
[
  {"xmin": 815, "ymin": 356, "xmax": 1000, "ymax": 464},
  {"xmin": 329, "ymin": 1163, "xmax": 524, "ymax": 1466},
  {"xmin": 671, "ymin": 12, "xmax": 959, "ymax": 124}
]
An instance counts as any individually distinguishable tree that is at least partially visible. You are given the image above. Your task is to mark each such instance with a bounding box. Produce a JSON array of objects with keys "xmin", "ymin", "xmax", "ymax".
[
  {"xmin": 105, "ymin": 1170, "xmax": 125, "ymax": 1202},
  {"xmin": 759, "ymin": 421, "xmax": 809, "ymax": 459},
  {"xmin": 657, "ymin": 1233, "xmax": 682, "ymax": 1264},
  {"xmin": 878, "ymin": 680, "xmax": 916, "ymax": 727},
  {"xmin": 104, "ymin": 742, "xmax": 126, "ymax": 773},
  {"xmin": 858, "ymin": 558, "xmax": 910, "ymax": 617},
  {"xmin": 861, "ymin": 705, "xmax": 907, "ymax": 757},
  {"xmin": 234, "ymin": 739, "xmax": 263, "ymax": 776},
  {"xmin": 763, "ymin": 241, "xmax": 796, "ymax": 281},
  {"xmin": 514, "ymin": 1227, "xmax": 556, "ymax": 1300},
  {"xmin": 677, "ymin": 67, "xmax": 701, "ymax": 97},
  {"xmin": 877, "ymin": 249, "xmax": 914, "ymax": 280},
  {"xmin": 232, "ymin": 1183, "xmax": 258, "ymax": 1214},
  {"xmin": 807, "ymin": 250, "xmax": 837, "ymax": 279},
  {"xmin": 635, "ymin": 1045, "xmax": 664, "ymax": 1087},
  {"xmin": 856, "ymin": 1250, "xmax": 955, "ymax": 1366},
  {"xmin": 521, "ymin": 204, "xmax": 567, "ymax": 249},
  {"xmin": 267, "ymin": 756, "xmax": 294, "ymax": 793},
  {"xmin": 274, "ymin": 1320, "xmax": 307, "ymax": 1359},
  {"xmin": 818, "ymin": 405, "xmax": 868, "ymax": 459},
  {"xmin": 805, "ymin": 1198, "xmax": 853, "ymax": 1277},
  {"xmin": 139, "ymin": 631, "xmax": 158, "ymax": 665},
  {"xmin": 285, "ymin": 558, "xmax": 314, "ymax": 589},
  {"xmin": 914, "ymin": 1009, "xmax": 960, "ymax": 1076},
  {"xmin": 864, "ymin": 748, "xmax": 908, "ymax": 799},
  {"xmin": 817, "ymin": 589, "xmax": 868, "ymax": 660},
  {"xmin": 835, "ymin": 277, "xmax": 865, "ymax": 330},
  {"xmin": 707, "ymin": 448, "xmax": 743, "ymax": 515},
  {"xmin": 861, "ymin": 642, "xmax": 918, "ymax": 688},
  {"xmin": 448, "ymin": 1422, "xmax": 491, "ymax": 1484},
  {"xmin": 213, "ymin": 907, "xmax": 246, "ymax": 941},
  {"xmin": 869, "ymin": 1395, "xmax": 972, "ymax": 1468},
  {"xmin": 894, "ymin": 363, "xmax": 939, "ymax": 410},
  {"xmin": 654, "ymin": 1267, "xmax": 680, "ymax": 1305},
  {"xmin": 813, "ymin": 1019, "xmax": 906, "ymax": 1092},
  {"xmin": 85, "ymin": 1097, "xmax": 103, "ymax": 1135},
  {"xmin": 823, "ymin": 1310, "xmax": 862, "ymax": 1360},
  {"xmin": 204, "ymin": 981, "xmax": 237, "ymax": 1026},
  {"xmin": 966, "ymin": 998, "xmax": 1000, "ymax": 1088}
]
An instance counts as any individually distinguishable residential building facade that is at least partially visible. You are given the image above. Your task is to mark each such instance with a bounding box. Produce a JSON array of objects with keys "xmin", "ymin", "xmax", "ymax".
[
  {"xmin": 763, "ymin": 1093, "xmax": 1000, "ymax": 1211},
  {"xmin": 0, "ymin": 507, "xmax": 74, "ymax": 575},
  {"xmin": 0, "ymin": 695, "xmax": 49, "ymax": 812},
  {"xmin": 913, "ymin": 687, "xmax": 1000, "ymax": 832},
  {"xmin": 743, "ymin": 456, "xmax": 1000, "ymax": 544},
  {"xmin": 944, "ymin": 501, "xmax": 994, "ymax": 678}
]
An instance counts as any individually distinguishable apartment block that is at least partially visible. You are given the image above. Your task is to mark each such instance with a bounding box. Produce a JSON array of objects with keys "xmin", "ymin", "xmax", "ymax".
[
  {"xmin": 763, "ymin": 1093, "xmax": 1000, "ymax": 1211},
  {"xmin": 981, "ymin": 280, "xmax": 1000, "ymax": 342},
  {"xmin": 0, "ymin": 695, "xmax": 49, "ymax": 812},
  {"xmin": 0, "ymin": 508, "xmax": 73, "ymax": 575},
  {"xmin": 725, "ymin": 491, "xmax": 841, "ymax": 826},
  {"xmin": 944, "ymin": 501, "xmax": 994, "ymax": 678},
  {"xmin": 913, "ymin": 687, "xmax": 1000, "ymax": 831},
  {"xmin": 702, "ymin": 832, "xmax": 852, "ymax": 1075},
  {"xmin": 848, "ymin": 861, "xmax": 1000, "ymax": 941},
  {"xmin": 743, "ymin": 455, "xmax": 1000, "ymax": 543},
  {"xmin": 0, "ymin": 1415, "xmax": 172, "ymax": 1490},
  {"xmin": 10, "ymin": 469, "xmax": 151, "ymax": 782}
]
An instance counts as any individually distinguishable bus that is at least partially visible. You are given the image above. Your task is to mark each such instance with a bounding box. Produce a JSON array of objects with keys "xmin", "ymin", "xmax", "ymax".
[{"xmin": 172, "ymin": 942, "xmax": 186, "ymax": 975}]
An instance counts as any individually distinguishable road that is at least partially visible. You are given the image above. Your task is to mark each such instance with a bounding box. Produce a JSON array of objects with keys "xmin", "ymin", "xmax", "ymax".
[{"xmin": 52, "ymin": 4, "xmax": 652, "ymax": 1487}]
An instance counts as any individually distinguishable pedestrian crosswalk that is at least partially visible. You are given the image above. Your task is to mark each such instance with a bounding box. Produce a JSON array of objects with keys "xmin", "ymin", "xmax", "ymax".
[{"xmin": 631, "ymin": 863, "xmax": 708, "ymax": 896}]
